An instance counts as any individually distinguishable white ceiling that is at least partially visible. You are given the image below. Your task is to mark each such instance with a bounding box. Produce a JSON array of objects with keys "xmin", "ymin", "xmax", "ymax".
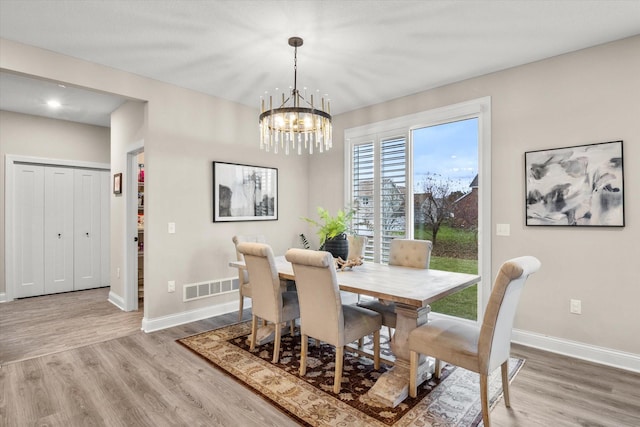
[{"xmin": 1, "ymin": 0, "xmax": 639, "ymax": 127}]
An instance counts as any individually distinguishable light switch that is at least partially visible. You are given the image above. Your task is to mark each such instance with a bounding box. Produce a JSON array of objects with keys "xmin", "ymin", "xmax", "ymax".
[
  {"xmin": 168, "ymin": 222, "xmax": 176, "ymax": 234},
  {"xmin": 496, "ymin": 223, "xmax": 510, "ymax": 236}
]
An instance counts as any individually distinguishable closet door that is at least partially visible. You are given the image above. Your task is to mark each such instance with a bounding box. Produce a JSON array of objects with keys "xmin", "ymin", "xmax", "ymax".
[
  {"xmin": 74, "ymin": 169, "xmax": 102, "ymax": 290},
  {"xmin": 44, "ymin": 166, "xmax": 74, "ymax": 294},
  {"xmin": 14, "ymin": 164, "xmax": 45, "ymax": 298}
]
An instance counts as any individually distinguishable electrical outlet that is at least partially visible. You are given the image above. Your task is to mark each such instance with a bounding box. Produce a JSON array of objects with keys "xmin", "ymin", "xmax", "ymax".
[
  {"xmin": 168, "ymin": 280, "xmax": 176, "ymax": 293},
  {"xmin": 570, "ymin": 299, "xmax": 582, "ymax": 314},
  {"xmin": 168, "ymin": 222, "xmax": 176, "ymax": 234}
]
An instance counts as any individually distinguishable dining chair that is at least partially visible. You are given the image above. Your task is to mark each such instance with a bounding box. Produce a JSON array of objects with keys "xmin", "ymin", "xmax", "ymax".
[
  {"xmin": 408, "ymin": 255, "xmax": 541, "ymax": 427},
  {"xmin": 285, "ymin": 248, "xmax": 382, "ymax": 394},
  {"xmin": 358, "ymin": 238, "xmax": 432, "ymax": 333},
  {"xmin": 232, "ymin": 234, "xmax": 267, "ymax": 321},
  {"xmin": 236, "ymin": 242, "xmax": 300, "ymax": 363}
]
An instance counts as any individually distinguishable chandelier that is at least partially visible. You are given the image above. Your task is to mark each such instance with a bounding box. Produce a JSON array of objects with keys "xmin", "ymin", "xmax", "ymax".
[{"xmin": 259, "ymin": 36, "xmax": 332, "ymax": 155}]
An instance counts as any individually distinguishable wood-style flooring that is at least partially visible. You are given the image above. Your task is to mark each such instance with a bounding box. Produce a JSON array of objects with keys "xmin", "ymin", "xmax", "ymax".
[{"xmin": 1, "ymin": 289, "xmax": 639, "ymax": 426}]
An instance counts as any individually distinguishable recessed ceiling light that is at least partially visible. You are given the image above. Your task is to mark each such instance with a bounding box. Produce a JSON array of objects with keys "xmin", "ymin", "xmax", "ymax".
[{"xmin": 47, "ymin": 100, "xmax": 61, "ymax": 108}]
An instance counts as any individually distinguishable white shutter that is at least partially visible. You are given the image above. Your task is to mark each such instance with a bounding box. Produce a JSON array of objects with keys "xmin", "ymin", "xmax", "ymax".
[{"xmin": 380, "ymin": 137, "xmax": 406, "ymax": 262}]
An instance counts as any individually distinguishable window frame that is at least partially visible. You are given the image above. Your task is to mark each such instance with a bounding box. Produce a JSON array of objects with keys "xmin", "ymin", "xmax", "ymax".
[{"xmin": 344, "ymin": 96, "xmax": 492, "ymax": 321}]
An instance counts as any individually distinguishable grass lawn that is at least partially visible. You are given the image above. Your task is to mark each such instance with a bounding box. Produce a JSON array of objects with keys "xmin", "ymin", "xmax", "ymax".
[
  {"xmin": 419, "ymin": 224, "xmax": 479, "ymax": 321},
  {"xmin": 429, "ymin": 256, "xmax": 478, "ymax": 320}
]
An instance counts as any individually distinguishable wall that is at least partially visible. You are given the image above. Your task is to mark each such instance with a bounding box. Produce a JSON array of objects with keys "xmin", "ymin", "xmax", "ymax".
[
  {"xmin": 2, "ymin": 35, "xmax": 638, "ymax": 366},
  {"xmin": 0, "ymin": 110, "xmax": 110, "ymax": 297},
  {"xmin": 1, "ymin": 38, "xmax": 310, "ymax": 329},
  {"xmin": 310, "ymin": 36, "xmax": 639, "ymax": 362}
]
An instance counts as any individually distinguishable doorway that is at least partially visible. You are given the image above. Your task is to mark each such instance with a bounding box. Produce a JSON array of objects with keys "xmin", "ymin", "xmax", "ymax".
[{"xmin": 125, "ymin": 148, "xmax": 144, "ymax": 311}]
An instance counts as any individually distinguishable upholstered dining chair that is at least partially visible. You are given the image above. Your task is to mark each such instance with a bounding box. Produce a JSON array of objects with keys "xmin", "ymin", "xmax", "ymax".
[
  {"xmin": 236, "ymin": 242, "xmax": 300, "ymax": 363},
  {"xmin": 358, "ymin": 238, "xmax": 432, "ymax": 333},
  {"xmin": 408, "ymin": 255, "xmax": 541, "ymax": 427},
  {"xmin": 285, "ymin": 248, "xmax": 382, "ymax": 394},
  {"xmin": 232, "ymin": 234, "xmax": 267, "ymax": 321}
]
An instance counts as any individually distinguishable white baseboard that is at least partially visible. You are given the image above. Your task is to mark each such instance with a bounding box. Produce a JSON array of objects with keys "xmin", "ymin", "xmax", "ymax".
[
  {"xmin": 512, "ymin": 329, "xmax": 640, "ymax": 373},
  {"xmin": 141, "ymin": 299, "xmax": 251, "ymax": 333},
  {"xmin": 108, "ymin": 291, "xmax": 126, "ymax": 311},
  {"xmin": 0, "ymin": 292, "xmax": 6, "ymax": 303}
]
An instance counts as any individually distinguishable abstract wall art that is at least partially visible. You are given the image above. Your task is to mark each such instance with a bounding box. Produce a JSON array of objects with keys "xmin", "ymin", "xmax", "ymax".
[
  {"xmin": 525, "ymin": 140, "xmax": 624, "ymax": 227},
  {"xmin": 213, "ymin": 162, "xmax": 278, "ymax": 222}
]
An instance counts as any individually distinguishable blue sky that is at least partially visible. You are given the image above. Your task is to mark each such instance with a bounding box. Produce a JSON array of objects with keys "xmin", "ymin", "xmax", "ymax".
[{"xmin": 412, "ymin": 118, "xmax": 478, "ymax": 193}]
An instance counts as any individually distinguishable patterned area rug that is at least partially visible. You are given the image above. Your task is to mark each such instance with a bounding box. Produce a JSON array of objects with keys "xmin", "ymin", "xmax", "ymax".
[{"xmin": 177, "ymin": 321, "xmax": 524, "ymax": 427}]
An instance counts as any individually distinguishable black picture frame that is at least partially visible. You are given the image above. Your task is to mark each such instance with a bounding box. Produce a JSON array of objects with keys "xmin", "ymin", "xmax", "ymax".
[
  {"xmin": 525, "ymin": 140, "xmax": 624, "ymax": 227},
  {"xmin": 212, "ymin": 161, "xmax": 278, "ymax": 222},
  {"xmin": 113, "ymin": 173, "xmax": 122, "ymax": 195}
]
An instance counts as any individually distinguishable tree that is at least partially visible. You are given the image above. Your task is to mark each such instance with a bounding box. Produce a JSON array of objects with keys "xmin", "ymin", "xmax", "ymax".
[{"xmin": 416, "ymin": 173, "xmax": 461, "ymax": 246}]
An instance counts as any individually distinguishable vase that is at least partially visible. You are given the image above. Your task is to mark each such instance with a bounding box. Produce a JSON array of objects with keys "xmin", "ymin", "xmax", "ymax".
[{"xmin": 321, "ymin": 233, "xmax": 349, "ymax": 260}]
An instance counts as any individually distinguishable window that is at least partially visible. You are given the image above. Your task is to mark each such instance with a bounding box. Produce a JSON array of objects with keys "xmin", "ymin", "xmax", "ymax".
[{"xmin": 345, "ymin": 97, "xmax": 492, "ymax": 321}]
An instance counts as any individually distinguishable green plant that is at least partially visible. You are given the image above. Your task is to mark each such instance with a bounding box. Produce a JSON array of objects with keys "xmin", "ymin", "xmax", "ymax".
[{"xmin": 301, "ymin": 207, "xmax": 355, "ymax": 246}]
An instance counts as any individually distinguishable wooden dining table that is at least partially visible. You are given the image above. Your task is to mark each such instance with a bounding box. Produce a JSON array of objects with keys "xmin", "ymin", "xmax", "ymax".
[{"xmin": 229, "ymin": 256, "xmax": 481, "ymax": 408}]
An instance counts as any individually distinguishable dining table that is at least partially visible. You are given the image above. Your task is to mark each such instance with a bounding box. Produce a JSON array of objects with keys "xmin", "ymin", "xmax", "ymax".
[{"xmin": 229, "ymin": 255, "xmax": 481, "ymax": 408}]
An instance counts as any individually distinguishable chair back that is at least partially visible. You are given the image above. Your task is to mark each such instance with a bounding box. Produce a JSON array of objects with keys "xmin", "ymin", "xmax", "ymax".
[
  {"xmin": 285, "ymin": 248, "xmax": 344, "ymax": 345},
  {"xmin": 236, "ymin": 242, "xmax": 282, "ymax": 321},
  {"xmin": 388, "ymin": 239, "xmax": 432, "ymax": 268},
  {"xmin": 479, "ymin": 256, "xmax": 541, "ymax": 373},
  {"xmin": 232, "ymin": 234, "xmax": 266, "ymax": 284},
  {"xmin": 347, "ymin": 235, "xmax": 368, "ymax": 260}
]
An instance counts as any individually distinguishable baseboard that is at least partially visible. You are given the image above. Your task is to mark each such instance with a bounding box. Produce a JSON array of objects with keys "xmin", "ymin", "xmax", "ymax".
[
  {"xmin": 0, "ymin": 292, "xmax": 6, "ymax": 303},
  {"xmin": 512, "ymin": 329, "xmax": 640, "ymax": 373},
  {"xmin": 141, "ymin": 299, "xmax": 250, "ymax": 333},
  {"xmin": 108, "ymin": 291, "xmax": 126, "ymax": 311}
]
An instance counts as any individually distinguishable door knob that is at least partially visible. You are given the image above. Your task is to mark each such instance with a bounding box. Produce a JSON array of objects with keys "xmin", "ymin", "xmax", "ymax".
[
  {"xmin": 134, "ymin": 236, "xmax": 139, "ymax": 242},
  {"xmin": 86, "ymin": 232, "xmax": 89, "ymax": 237},
  {"xmin": 58, "ymin": 233, "xmax": 61, "ymax": 238}
]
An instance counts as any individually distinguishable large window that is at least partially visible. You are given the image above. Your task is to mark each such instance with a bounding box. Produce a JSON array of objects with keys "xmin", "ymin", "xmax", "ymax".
[{"xmin": 345, "ymin": 97, "xmax": 491, "ymax": 321}]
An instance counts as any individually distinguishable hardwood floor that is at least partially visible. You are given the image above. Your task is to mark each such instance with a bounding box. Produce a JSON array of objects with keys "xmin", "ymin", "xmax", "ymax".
[{"xmin": 1, "ymin": 289, "xmax": 639, "ymax": 426}]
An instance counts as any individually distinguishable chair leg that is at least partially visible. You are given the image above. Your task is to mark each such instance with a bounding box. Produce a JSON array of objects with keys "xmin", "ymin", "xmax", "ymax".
[
  {"xmin": 299, "ymin": 334, "xmax": 308, "ymax": 376},
  {"xmin": 373, "ymin": 330, "xmax": 380, "ymax": 370},
  {"xmin": 480, "ymin": 373, "xmax": 490, "ymax": 427},
  {"xmin": 250, "ymin": 315, "xmax": 258, "ymax": 351},
  {"xmin": 501, "ymin": 360, "xmax": 511, "ymax": 408},
  {"xmin": 272, "ymin": 322, "xmax": 282, "ymax": 363},
  {"xmin": 238, "ymin": 295, "xmax": 244, "ymax": 322},
  {"xmin": 290, "ymin": 320, "xmax": 295, "ymax": 336},
  {"xmin": 409, "ymin": 350, "xmax": 418, "ymax": 398},
  {"xmin": 334, "ymin": 346, "xmax": 344, "ymax": 394},
  {"xmin": 434, "ymin": 359, "xmax": 442, "ymax": 379},
  {"xmin": 387, "ymin": 326, "xmax": 393, "ymax": 340},
  {"xmin": 358, "ymin": 337, "xmax": 364, "ymax": 349}
]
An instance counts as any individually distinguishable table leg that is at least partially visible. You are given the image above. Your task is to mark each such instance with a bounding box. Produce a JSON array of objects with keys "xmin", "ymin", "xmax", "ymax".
[{"xmin": 367, "ymin": 304, "xmax": 432, "ymax": 407}]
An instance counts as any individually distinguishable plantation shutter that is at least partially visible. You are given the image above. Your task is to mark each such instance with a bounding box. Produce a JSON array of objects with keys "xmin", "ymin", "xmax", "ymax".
[
  {"xmin": 351, "ymin": 137, "xmax": 407, "ymax": 263},
  {"xmin": 380, "ymin": 137, "xmax": 407, "ymax": 262},
  {"xmin": 352, "ymin": 142, "xmax": 375, "ymax": 261}
]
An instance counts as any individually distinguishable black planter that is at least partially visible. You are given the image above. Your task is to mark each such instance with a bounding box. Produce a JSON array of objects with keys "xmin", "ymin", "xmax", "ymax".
[{"xmin": 321, "ymin": 233, "xmax": 349, "ymax": 260}]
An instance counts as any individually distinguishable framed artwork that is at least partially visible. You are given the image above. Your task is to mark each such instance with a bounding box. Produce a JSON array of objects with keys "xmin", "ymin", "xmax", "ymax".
[
  {"xmin": 113, "ymin": 173, "xmax": 122, "ymax": 195},
  {"xmin": 525, "ymin": 140, "xmax": 624, "ymax": 227},
  {"xmin": 212, "ymin": 161, "xmax": 278, "ymax": 222}
]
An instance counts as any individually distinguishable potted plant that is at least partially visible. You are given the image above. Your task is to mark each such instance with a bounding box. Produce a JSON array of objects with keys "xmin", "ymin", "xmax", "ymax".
[{"xmin": 302, "ymin": 207, "xmax": 355, "ymax": 260}]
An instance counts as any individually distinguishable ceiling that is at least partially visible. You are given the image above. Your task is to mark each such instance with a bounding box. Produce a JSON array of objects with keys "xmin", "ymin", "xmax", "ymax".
[{"xmin": 1, "ymin": 0, "xmax": 639, "ymax": 127}]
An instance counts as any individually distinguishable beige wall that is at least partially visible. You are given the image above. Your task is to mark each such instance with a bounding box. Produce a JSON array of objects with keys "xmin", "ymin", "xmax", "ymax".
[
  {"xmin": 0, "ymin": 110, "xmax": 111, "ymax": 294},
  {"xmin": 1, "ymin": 38, "xmax": 310, "ymax": 324},
  {"xmin": 1, "ymin": 34, "xmax": 638, "ymax": 361},
  {"xmin": 310, "ymin": 36, "xmax": 640, "ymax": 355}
]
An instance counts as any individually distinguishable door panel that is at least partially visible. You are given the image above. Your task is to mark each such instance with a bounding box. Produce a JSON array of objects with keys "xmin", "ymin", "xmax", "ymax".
[
  {"xmin": 44, "ymin": 167, "xmax": 74, "ymax": 294},
  {"xmin": 74, "ymin": 169, "xmax": 102, "ymax": 290},
  {"xmin": 15, "ymin": 164, "xmax": 45, "ymax": 298}
]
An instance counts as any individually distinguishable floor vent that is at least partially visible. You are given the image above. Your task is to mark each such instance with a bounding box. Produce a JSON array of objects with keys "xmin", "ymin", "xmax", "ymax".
[{"xmin": 183, "ymin": 277, "xmax": 239, "ymax": 302}]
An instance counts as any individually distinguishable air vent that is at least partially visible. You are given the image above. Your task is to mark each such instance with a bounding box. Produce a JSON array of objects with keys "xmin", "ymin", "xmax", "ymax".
[{"xmin": 183, "ymin": 277, "xmax": 239, "ymax": 302}]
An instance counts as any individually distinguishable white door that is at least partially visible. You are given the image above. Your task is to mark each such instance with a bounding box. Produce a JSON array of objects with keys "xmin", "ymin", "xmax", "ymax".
[
  {"xmin": 74, "ymin": 169, "xmax": 102, "ymax": 290},
  {"xmin": 14, "ymin": 164, "xmax": 45, "ymax": 298},
  {"xmin": 44, "ymin": 166, "xmax": 75, "ymax": 294}
]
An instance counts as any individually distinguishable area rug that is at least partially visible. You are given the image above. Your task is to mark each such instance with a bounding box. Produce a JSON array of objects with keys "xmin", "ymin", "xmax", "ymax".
[{"xmin": 177, "ymin": 321, "xmax": 524, "ymax": 427}]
